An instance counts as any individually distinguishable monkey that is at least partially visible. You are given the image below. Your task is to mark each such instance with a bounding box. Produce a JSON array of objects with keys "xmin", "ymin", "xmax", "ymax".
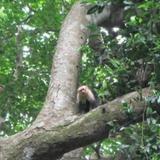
[{"xmin": 76, "ymin": 85, "xmax": 98, "ymax": 114}]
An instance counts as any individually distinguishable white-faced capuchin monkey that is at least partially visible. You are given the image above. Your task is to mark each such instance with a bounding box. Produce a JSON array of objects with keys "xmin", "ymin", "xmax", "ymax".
[{"xmin": 76, "ymin": 85, "xmax": 98, "ymax": 114}]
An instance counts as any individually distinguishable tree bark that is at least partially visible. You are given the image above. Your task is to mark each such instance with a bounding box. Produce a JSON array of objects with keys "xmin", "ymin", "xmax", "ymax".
[
  {"xmin": 0, "ymin": 88, "xmax": 151, "ymax": 160},
  {"xmin": 33, "ymin": 1, "xmax": 91, "ymax": 129},
  {"xmin": 0, "ymin": 1, "xmax": 152, "ymax": 160}
]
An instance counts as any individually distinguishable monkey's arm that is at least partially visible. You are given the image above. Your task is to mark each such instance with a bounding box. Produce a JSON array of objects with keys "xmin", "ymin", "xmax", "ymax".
[{"xmin": 78, "ymin": 101, "xmax": 90, "ymax": 113}]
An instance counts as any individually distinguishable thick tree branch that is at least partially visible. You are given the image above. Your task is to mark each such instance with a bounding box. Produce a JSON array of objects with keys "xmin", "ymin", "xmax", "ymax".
[
  {"xmin": 87, "ymin": 4, "xmax": 125, "ymax": 29},
  {"xmin": 0, "ymin": 88, "xmax": 152, "ymax": 160}
]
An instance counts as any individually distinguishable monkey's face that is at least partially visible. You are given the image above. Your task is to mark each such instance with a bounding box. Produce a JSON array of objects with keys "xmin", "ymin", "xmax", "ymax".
[
  {"xmin": 77, "ymin": 86, "xmax": 88, "ymax": 100},
  {"xmin": 77, "ymin": 85, "xmax": 95, "ymax": 104}
]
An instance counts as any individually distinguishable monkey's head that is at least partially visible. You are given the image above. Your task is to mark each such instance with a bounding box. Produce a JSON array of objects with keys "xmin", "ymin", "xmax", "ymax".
[
  {"xmin": 77, "ymin": 85, "xmax": 96, "ymax": 104},
  {"xmin": 77, "ymin": 85, "xmax": 89, "ymax": 98}
]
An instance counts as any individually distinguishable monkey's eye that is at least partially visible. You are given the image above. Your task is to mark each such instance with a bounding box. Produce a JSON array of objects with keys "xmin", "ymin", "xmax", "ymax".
[
  {"xmin": 78, "ymin": 87, "xmax": 86, "ymax": 93},
  {"xmin": 81, "ymin": 88, "xmax": 86, "ymax": 92}
]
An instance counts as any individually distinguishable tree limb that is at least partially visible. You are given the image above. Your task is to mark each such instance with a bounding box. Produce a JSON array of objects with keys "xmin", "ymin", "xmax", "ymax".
[{"xmin": 0, "ymin": 88, "xmax": 152, "ymax": 160}]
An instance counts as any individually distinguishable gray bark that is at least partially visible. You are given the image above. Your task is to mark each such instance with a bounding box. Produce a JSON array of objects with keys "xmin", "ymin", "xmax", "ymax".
[{"xmin": 0, "ymin": 88, "xmax": 152, "ymax": 160}]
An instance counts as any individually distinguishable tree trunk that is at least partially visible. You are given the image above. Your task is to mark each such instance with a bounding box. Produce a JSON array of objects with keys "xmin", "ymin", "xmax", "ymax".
[{"xmin": 0, "ymin": 1, "xmax": 152, "ymax": 160}]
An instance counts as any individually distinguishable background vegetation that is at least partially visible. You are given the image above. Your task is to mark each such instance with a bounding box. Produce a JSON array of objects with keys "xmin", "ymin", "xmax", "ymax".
[{"xmin": 0, "ymin": 0, "xmax": 160, "ymax": 159}]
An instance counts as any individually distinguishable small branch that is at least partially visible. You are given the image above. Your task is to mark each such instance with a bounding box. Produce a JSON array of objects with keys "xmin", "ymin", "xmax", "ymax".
[
  {"xmin": 0, "ymin": 84, "xmax": 4, "ymax": 94},
  {"xmin": 13, "ymin": 25, "xmax": 23, "ymax": 80}
]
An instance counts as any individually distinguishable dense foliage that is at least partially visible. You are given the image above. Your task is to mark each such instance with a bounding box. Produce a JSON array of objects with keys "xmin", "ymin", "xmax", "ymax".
[
  {"xmin": 80, "ymin": 0, "xmax": 160, "ymax": 159},
  {"xmin": 0, "ymin": 0, "xmax": 73, "ymax": 135},
  {"xmin": 0, "ymin": 0, "xmax": 160, "ymax": 159}
]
